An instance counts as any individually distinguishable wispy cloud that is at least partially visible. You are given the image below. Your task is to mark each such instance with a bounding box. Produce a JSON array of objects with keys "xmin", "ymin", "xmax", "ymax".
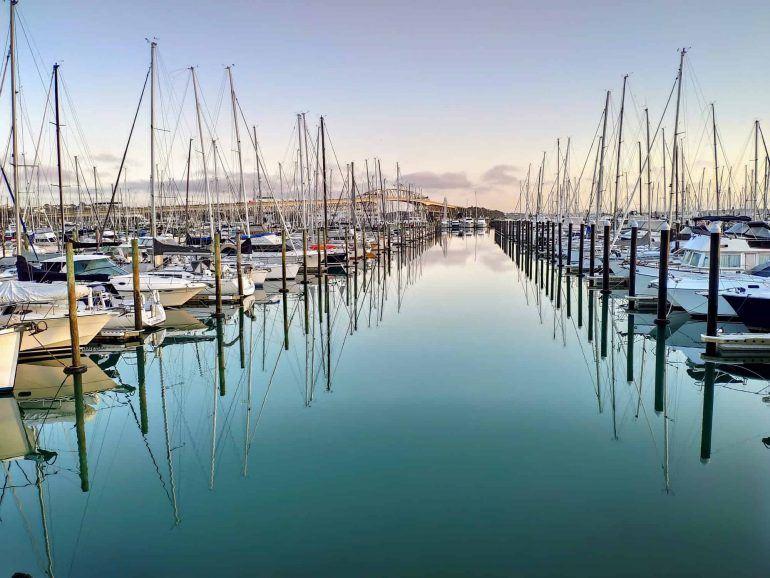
[{"xmin": 481, "ymin": 164, "xmax": 519, "ymax": 186}]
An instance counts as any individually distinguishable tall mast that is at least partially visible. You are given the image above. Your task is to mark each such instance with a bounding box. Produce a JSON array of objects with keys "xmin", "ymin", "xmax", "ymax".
[
  {"xmin": 253, "ymin": 126, "xmax": 263, "ymax": 226},
  {"xmin": 645, "ymin": 108, "xmax": 652, "ymax": 245},
  {"xmin": 670, "ymin": 48, "xmax": 686, "ymax": 225},
  {"xmin": 711, "ymin": 103, "xmax": 719, "ymax": 214},
  {"xmin": 149, "ymin": 41, "xmax": 157, "ymax": 238},
  {"xmin": 755, "ymin": 120, "xmax": 760, "ymax": 219},
  {"xmin": 53, "ymin": 63, "xmax": 65, "ymax": 250},
  {"xmin": 191, "ymin": 67, "xmax": 215, "ymax": 240},
  {"xmin": 10, "ymin": 0, "xmax": 21, "ymax": 254},
  {"xmin": 596, "ymin": 90, "xmax": 610, "ymax": 225},
  {"xmin": 296, "ymin": 114, "xmax": 306, "ymax": 230},
  {"xmin": 184, "ymin": 138, "xmax": 192, "ymax": 232},
  {"xmin": 75, "ymin": 155, "xmax": 82, "ymax": 232},
  {"xmin": 213, "ymin": 139, "xmax": 219, "ymax": 230},
  {"xmin": 613, "ymin": 75, "xmax": 628, "ymax": 230},
  {"xmin": 556, "ymin": 138, "xmax": 561, "ymax": 218},
  {"xmin": 227, "ymin": 66, "xmax": 250, "ymax": 238},
  {"xmin": 320, "ymin": 116, "xmax": 328, "ymax": 261}
]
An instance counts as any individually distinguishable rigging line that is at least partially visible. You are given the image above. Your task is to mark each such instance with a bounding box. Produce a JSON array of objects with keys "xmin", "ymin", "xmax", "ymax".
[
  {"xmin": 19, "ymin": 66, "xmax": 53, "ymax": 201},
  {"xmin": 611, "ymin": 74, "xmax": 679, "ymax": 247},
  {"xmin": 15, "ymin": 11, "xmax": 49, "ymax": 93},
  {"xmin": 247, "ymin": 295, "xmax": 302, "ymax": 447},
  {"xmin": 29, "ymin": 374, "xmax": 70, "ymax": 448},
  {"xmin": 100, "ymin": 65, "xmax": 151, "ymax": 232},
  {"xmin": 575, "ymin": 109, "xmax": 607, "ymax": 220}
]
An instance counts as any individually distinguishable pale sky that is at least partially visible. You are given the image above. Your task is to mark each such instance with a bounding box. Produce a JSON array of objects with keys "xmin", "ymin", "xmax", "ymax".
[{"xmin": 5, "ymin": 0, "xmax": 770, "ymax": 211}]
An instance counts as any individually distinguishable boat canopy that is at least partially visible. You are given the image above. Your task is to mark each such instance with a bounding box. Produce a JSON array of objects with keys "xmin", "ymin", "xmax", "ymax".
[{"xmin": 696, "ymin": 215, "xmax": 752, "ymax": 222}]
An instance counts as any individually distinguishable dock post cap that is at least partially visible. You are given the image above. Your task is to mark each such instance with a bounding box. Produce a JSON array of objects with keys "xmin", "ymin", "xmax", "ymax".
[
  {"xmin": 64, "ymin": 364, "xmax": 88, "ymax": 375},
  {"xmin": 600, "ymin": 219, "xmax": 610, "ymax": 227},
  {"xmin": 708, "ymin": 222, "xmax": 722, "ymax": 234},
  {"xmin": 629, "ymin": 220, "xmax": 639, "ymax": 228},
  {"xmin": 660, "ymin": 222, "xmax": 671, "ymax": 231}
]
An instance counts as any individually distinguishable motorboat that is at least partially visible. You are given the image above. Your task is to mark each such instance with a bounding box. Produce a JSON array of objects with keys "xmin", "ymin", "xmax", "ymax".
[{"xmin": 28, "ymin": 254, "xmax": 207, "ymax": 307}]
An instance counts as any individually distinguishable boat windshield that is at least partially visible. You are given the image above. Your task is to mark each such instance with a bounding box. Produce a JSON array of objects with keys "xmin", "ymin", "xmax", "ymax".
[
  {"xmin": 682, "ymin": 251, "xmax": 703, "ymax": 267},
  {"xmin": 73, "ymin": 258, "xmax": 127, "ymax": 276},
  {"xmin": 726, "ymin": 222, "xmax": 749, "ymax": 235},
  {"xmin": 747, "ymin": 257, "xmax": 770, "ymax": 277},
  {"xmin": 744, "ymin": 225, "xmax": 770, "ymax": 238}
]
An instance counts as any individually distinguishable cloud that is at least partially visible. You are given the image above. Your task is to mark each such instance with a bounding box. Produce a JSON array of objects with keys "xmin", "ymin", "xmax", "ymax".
[
  {"xmin": 400, "ymin": 171, "xmax": 471, "ymax": 189},
  {"xmin": 93, "ymin": 152, "xmax": 121, "ymax": 164},
  {"xmin": 481, "ymin": 164, "xmax": 519, "ymax": 186}
]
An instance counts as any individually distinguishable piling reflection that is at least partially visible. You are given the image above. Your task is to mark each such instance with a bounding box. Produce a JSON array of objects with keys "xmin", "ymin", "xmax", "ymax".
[
  {"xmin": 493, "ymin": 220, "xmax": 770, "ymax": 485},
  {"xmin": 0, "ymin": 225, "xmax": 442, "ymax": 577}
]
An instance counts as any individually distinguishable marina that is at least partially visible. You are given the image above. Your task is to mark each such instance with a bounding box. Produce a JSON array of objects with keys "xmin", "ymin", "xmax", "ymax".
[
  {"xmin": 5, "ymin": 232, "xmax": 770, "ymax": 576},
  {"xmin": 5, "ymin": 0, "xmax": 770, "ymax": 576}
]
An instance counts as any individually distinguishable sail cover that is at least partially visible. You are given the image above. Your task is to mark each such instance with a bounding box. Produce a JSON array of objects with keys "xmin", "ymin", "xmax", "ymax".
[{"xmin": 0, "ymin": 280, "xmax": 89, "ymax": 304}]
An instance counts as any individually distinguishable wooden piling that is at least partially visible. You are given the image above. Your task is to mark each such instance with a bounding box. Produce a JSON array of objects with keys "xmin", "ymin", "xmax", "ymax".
[
  {"xmin": 280, "ymin": 227, "xmax": 288, "ymax": 295},
  {"xmin": 131, "ymin": 237, "xmax": 142, "ymax": 331},
  {"xmin": 705, "ymin": 223, "xmax": 721, "ymax": 356},
  {"xmin": 601, "ymin": 220, "xmax": 611, "ymax": 295},
  {"xmin": 628, "ymin": 221, "xmax": 638, "ymax": 310},
  {"xmin": 213, "ymin": 231, "xmax": 224, "ymax": 318},
  {"xmin": 64, "ymin": 241, "xmax": 85, "ymax": 374},
  {"xmin": 578, "ymin": 223, "xmax": 585, "ymax": 277},
  {"xmin": 235, "ymin": 230, "xmax": 244, "ymax": 301},
  {"xmin": 655, "ymin": 223, "xmax": 671, "ymax": 326}
]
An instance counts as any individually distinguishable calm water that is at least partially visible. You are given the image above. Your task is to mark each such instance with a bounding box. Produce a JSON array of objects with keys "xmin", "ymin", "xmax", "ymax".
[{"xmin": 3, "ymin": 232, "xmax": 770, "ymax": 577}]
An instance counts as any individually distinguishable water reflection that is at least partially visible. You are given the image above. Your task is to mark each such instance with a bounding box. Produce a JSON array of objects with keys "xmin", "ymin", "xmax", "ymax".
[
  {"xmin": 494, "ymin": 224, "xmax": 770, "ymax": 493},
  {"xmin": 0, "ymin": 229, "xmax": 442, "ymax": 576},
  {"xmin": 6, "ymin": 229, "xmax": 770, "ymax": 576}
]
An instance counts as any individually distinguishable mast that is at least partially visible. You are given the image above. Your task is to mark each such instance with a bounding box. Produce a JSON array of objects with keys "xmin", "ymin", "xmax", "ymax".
[
  {"xmin": 184, "ymin": 138, "xmax": 192, "ymax": 233},
  {"xmin": 320, "ymin": 116, "xmax": 329, "ymax": 266},
  {"xmin": 596, "ymin": 90, "xmax": 610, "ymax": 224},
  {"xmin": 149, "ymin": 41, "xmax": 157, "ymax": 238},
  {"xmin": 227, "ymin": 66, "xmax": 250, "ymax": 238},
  {"xmin": 645, "ymin": 108, "xmax": 652, "ymax": 245},
  {"xmin": 53, "ymin": 63, "xmax": 65, "ymax": 250},
  {"xmin": 296, "ymin": 114, "xmax": 306, "ymax": 230},
  {"xmin": 613, "ymin": 75, "xmax": 628, "ymax": 230},
  {"xmin": 712, "ymin": 103, "xmax": 720, "ymax": 214},
  {"xmin": 10, "ymin": 0, "xmax": 21, "ymax": 254},
  {"xmin": 556, "ymin": 138, "xmax": 560, "ymax": 219},
  {"xmin": 670, "ymin": 48, "xmax": 686, "ymax": 225},
  {"xmin": 75, "ymin": 155, "xmax": 82, "ymax": 233},
  {"xmin": 253, "ymin": 126, "xmax": 262, "ymax": 226},
  {"xmin": 191, "ymin": 67, "xmax": 215, "ymax": 240},
  {"xmin": 755, "ymin": 120, "xmax": 760, "ymax": 219}
]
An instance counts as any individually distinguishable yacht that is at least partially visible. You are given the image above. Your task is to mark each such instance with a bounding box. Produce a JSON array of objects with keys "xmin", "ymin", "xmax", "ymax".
[
  {"xmin": 721, "ymin": 286, "xmax": 770, "ymax": 331},
  {"xmin": 26, "ymin": 254, "xmax": 207, "ymax": 307},
  {"xmin": 631, "ymin": 233, "xmax": 770, "ymax": 299}
]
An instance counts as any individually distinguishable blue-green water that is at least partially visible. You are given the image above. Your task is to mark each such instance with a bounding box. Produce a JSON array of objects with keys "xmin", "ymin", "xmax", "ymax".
[{"xmin": 3, "ymin": 232, "xmax": 770, "ymax": 577}]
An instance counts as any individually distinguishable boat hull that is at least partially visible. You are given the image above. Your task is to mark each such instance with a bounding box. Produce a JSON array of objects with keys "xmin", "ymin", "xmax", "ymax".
[
  {"xmin": 4, "ymin": 312, "xmax": 114, "ymax": 352},
  {"xmin": 0, "ymin": 326, "xmax": 23, "ymax": 392}
]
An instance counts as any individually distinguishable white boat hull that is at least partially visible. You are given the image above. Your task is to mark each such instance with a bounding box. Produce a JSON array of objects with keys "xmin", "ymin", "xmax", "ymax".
[
  {"xmin": 0, "ymin": 326, "xmax": 23, "ymax": 392},
  {"xmin": 2, "ymin": 312, "xmax": 114, "ymax": 352}
]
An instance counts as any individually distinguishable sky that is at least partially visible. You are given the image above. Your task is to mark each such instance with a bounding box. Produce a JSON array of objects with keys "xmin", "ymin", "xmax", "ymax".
[{"xmin": 6, "ymin": 0, "xmax": 770, "ymax": 211}]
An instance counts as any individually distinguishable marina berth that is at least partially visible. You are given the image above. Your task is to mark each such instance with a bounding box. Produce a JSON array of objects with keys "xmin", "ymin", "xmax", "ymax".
[{"xmin": 0, "ymin": 280, "xmax": 115, "ymax": 352}]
